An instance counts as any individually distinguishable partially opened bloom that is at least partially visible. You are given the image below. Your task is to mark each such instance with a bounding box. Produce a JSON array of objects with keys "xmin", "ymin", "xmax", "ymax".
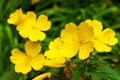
[
  {"xmin": 60, "ymin": 22, "xmax": 94, "ymax": 60},
  {"xmin": 17, "ymin": 12, "xmax": 51, "ymax": 41},
  {"xmin": 10, "ymin": 41, "xmax": 45, "ymax": 74},
  {"xmin": 85, "ymin": 20, "xmax": 118, "ymax": 52},
  {"xmin": 7, "ymin": 8, "xmax": 26, "ymax": 25},
  {"xmin": 31, "ymin": 0, "xmax": 40, "ymax": 5},
  {"xmin": 44, "ymin": 37, "xmax": 66, "ymax": 68},
  {"xmin": 32, "ymin": 72, "xmax": 51, "ymax": 80}
]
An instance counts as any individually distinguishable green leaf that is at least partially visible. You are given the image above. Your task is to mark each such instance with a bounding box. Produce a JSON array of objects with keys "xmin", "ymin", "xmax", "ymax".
[
  {"xmin": 0, "ymin": 65, "xmax": 20, "ymax": 80},
  {"xmin": 71, "ymin": 62, "xmax": 82, "ymax": 80},
  {"xmin": 90, "ymin": 64, "xmax": 120, "ymax": 80},
  {"xmin": 71, "ymin": 69, "xmax": 82, "ymax": 80},
  {"xmin": 5, "ymin": 24, "xmax": 14, "ymax": 47}
]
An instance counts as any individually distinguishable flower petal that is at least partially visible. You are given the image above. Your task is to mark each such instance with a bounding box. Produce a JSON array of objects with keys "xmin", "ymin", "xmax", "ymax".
[
  {"xmin": 60, "ymin": 23, "xmax": 79, "ymax": 44},
  {"xmin": 32, "ymin": 72, "xmax": 51, "ymax": 80},
  {"xmin": 36, "ymin": 14, "xmax": 51, "ymax": 31},
  {"xmin": 85, "ymin": 20, "xmax": 103, "ymax": 37},
  {"xmin": 78, "ymin": 41, "xmax": 93, "ymax": 60},
  {"xmin": 93, "ymin": 39, "xmax": 111, "ymax": 52},
  {"xmin": 49, "ymin": 37, "xmax": 63, "ymax": 50},
  {"xmin": 25, "ymin": 41, "xmax": 41, "ymax": 57},
  {"xmin": 60, "ymin": 43, "xmax": 79, "ymax": 58},
  {"xmin": 44, "ymin": 58, "xmax": 65, "ymax": 68},
  {"xmin": 78, "ymin": 22, "xmax": 93, "ymax": 43},
  {"xmin": 31, "ymin": 54, "xmax": 45, "ymax": 70},
  {"xmin": 26, "ymin": 11, "xmax": 36, "ymax": 25},
  {"xmin": 99, "ymin": 28, "xmax": 118, "ymax": 46},
  {"xmin": 16, "ymin": 12, "xmax": 36, "ymax": 37},
  {"xmin": 28, "ymin": 29, "xmax": 46, "ymax": 41},
  {"xmin": 45, "ymin": 49, "xmax": 62, "ymax": 59},
  {"xmin": 15, "ymin": 62, "xmax": 31, "ymax": 74},
  {"xmin": 17, "ymin": 11, "xmax": 36, "ymax": 31},
  {"xmin": 10, "ymin": 49, "xmax": 27, "ymax": 64},
  {"xmin": 18, "ymin": 26, "xmax": 31, "ymax": 38}
]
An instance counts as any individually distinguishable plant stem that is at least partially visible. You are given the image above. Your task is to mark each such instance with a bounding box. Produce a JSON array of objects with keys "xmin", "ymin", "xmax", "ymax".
[
  {"xmin": 82, "ymin": 58, "xmax": 88, "ymax": 79},
  {"xmin": 23, "ymin": 74, "xmax": 27, "ymax": 80}
]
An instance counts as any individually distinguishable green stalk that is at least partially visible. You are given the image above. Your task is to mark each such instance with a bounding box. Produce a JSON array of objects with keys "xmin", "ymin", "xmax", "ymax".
[{"xmin": 82, "ymin": 58, "xmax": 88, "ymax": 79}]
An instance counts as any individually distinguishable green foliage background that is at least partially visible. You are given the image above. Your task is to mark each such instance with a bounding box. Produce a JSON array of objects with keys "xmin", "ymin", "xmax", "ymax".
[{"xmin": 0, "ymin": 0, "xmax": 120, "ymax": 80}]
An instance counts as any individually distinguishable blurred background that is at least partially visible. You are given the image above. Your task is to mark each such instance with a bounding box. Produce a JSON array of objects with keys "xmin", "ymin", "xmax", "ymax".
[{"xmin": 0, "ymin": 0, "xmax": 120, "ymax": 80}]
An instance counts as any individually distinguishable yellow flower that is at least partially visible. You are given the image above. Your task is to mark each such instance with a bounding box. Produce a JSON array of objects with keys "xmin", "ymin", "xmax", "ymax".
[
  {"xmin": 7, "ymin": 8, "xmax": 26, "ymax": 25},
  {"xmin": 60, "ymin": 22, "xmax": 94, "ymax": 60},
  {"xmin": 32, "ymin": 72, "xmax": 51, "ymax": 80},
  {"xmin": 85, "ymin": 20, "xmax": 118, "ymax": 52},
  {"xmin": 16, "ymin": 12, "xmax": 51, "ymax": 41},
  {"xmin": 44, "ymin": 37, "xmax": 66, "ymax": 68},
  {"xmin": 31, "ymin": 0, "xmax": 40, "ymax": 5},
  {"xmin": 10, "ymin": 41, "xmax": 45, "ymax": 74}
]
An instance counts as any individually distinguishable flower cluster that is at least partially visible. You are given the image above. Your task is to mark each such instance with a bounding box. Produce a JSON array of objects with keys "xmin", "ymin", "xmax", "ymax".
[{"xmin": 8, "ymin": 9, "xmax": 118, "ymax": 80}]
